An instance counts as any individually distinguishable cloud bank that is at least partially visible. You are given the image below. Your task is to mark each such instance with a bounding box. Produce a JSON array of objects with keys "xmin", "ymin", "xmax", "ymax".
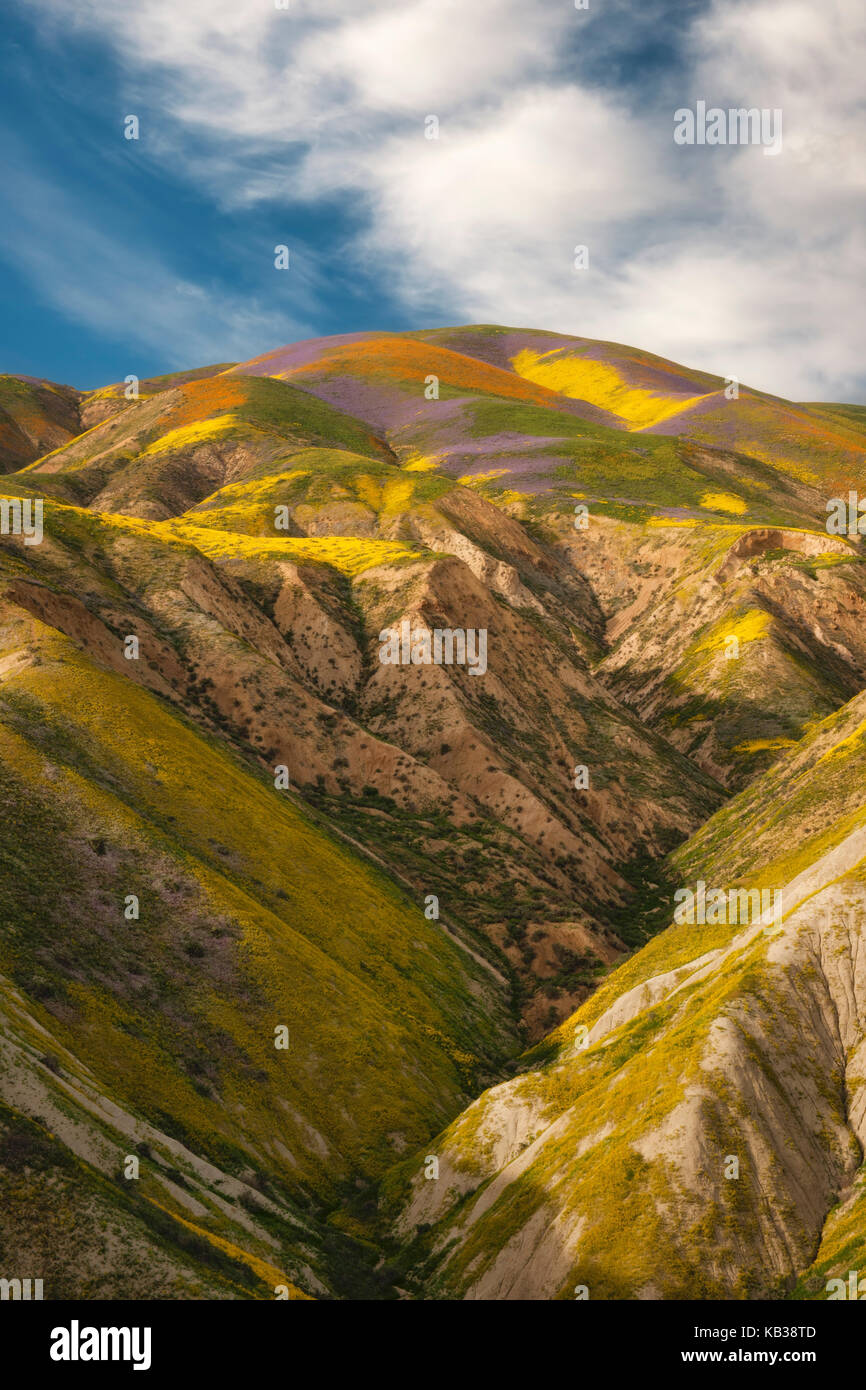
[{"xmin": 16, "ymin": 0, "xmax": 866, "ymax": 398}]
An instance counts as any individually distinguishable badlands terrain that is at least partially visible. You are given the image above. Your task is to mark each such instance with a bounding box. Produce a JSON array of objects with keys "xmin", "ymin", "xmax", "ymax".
[{"xmin": 0, "ymin": 325, "xmax": 865, "ymax": 1299}]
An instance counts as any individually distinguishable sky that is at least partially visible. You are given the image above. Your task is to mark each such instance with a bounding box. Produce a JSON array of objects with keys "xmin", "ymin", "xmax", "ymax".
[{"xmin": 0, "ymin": 0, "xmax": 863, "ymax": 400}]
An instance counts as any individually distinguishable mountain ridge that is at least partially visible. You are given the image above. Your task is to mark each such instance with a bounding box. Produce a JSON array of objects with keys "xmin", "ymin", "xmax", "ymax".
[{"xmin": 1, "ymin": 324, "xmax": 865, "ymax": 1298}]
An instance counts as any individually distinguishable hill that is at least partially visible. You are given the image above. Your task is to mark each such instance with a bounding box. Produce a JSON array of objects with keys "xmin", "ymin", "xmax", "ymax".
[{"xmin": 2, "ymin": 323, "xmax": 865, "ymax": 1298}]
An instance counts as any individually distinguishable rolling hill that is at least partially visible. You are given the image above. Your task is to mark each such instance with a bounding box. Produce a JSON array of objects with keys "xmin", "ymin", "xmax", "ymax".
[{"xmin": 1, "ymin": 324, "xmax": 865, "ymax": 1299}]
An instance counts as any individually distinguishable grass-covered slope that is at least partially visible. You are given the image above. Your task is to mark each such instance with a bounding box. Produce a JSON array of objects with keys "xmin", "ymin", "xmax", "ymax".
[
  {"xmin": 17, "ymin": 374, "xmax": 393, "ymax": 518},
  {"xmin": 0, "ymin": 469, "xmax": 725, "ymax": 1040},
  {"xmin": 0, "ymin": 600, "xmax": 515, "ymax": 1296},
  {"xmin": 3, "ymin": 323, "xmax": 865, "ymax": 1301},
  {"xmin": 385, "ymin": 692, "xmax": 866, "ymax": 1299},
  {"xmin": 418, "ymin": 325, "xmax": 866, "ymax": 494}
]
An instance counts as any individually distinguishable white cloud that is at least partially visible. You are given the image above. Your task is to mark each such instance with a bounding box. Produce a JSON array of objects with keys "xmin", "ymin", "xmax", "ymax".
[
  {"xmin": 301, "ymin": 82, "xmax": 673, "ymax": 323},
  {"xmin": 299, "ymin": 0, "xmax": 562, "ymax": 113},
  {"xmin": 17, "ymin": 0, "xmax": 866, "ymax": 399}
]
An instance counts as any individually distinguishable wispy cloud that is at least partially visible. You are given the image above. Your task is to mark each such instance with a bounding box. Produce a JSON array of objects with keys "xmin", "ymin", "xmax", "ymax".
[
  {"xmin": 0, "ymin": 143, "xmax": 319, "ymax": 374},
  {"xmin": 14, "ymin": 0, "xmax": 866, "ymax": 398}
]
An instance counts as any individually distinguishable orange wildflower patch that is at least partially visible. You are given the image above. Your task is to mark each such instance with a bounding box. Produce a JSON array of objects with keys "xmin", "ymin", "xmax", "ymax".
[
  {"xmin": 292, "ymin": 335, "xmax": 567, "ymax": 408},
  {"xmin": 157, "ymin": 377, "xmax": 252, "ymax": 431}
]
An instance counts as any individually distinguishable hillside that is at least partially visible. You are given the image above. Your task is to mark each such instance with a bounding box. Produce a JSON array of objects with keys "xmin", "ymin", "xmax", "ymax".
[
  {"xmin": 1, "ymin": 324, "xmax": 865, "ymax": 1299},
  {"xmin": 385, "ymin": 691, "xmax": 866, "ymax": 1298}
]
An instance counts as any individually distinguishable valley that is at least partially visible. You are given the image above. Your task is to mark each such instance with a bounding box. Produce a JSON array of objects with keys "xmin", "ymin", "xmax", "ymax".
[{"xmin": 1, "ymin": 325, "xmax": 864, "ymax": 1299}]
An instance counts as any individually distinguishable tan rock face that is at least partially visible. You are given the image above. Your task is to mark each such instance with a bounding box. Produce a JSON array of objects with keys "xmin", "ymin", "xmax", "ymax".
[
  {"xmin": 1, "ymin": 465, "xmax": 725, "ymax": 1036},
  {"xmin": 556, "ymin": 517, "xmax": 866, "ymax": 789}
]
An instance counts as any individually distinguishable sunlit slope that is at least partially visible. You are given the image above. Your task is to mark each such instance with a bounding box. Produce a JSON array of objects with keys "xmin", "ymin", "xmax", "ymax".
[
  {"xmin": 224, "ymin": 329, "xmax": 849, "ymax": 533},
  {"xmin": 80, "ymin": 363, "xmax": 237, "ymax": 429},
  {"xmin": 510, "ymin": 343, "xmax": 717, "ymax": 430},
  {"xmin": 180, "ymin": 447, "xmax": 456, "ymax": 540},
  {"xmin": 12, "ymin": 327, "xmax": 854, "ymax": 540},
  {"xmin": 0, "ymin": 611, "xmax": 512, "ymax": 1177},
  {"xmin": 3, "ymin": 324, "xmax": 866, "ymax": 1301},
  {"xmin": 16, "ymin": 327, "xmax": 856, "ymax": 529},
  {"xmin": 579, "ymin": 516, "xmax": 866, "ymax": 788},
  {"xmin": 230, "ymin": 331, "xmax": 732, "ymax": 515},
  {"xmin": 0, "ymin": 1022, "xmax": 313, "ymax": 1300},
  {"xmin": 162, "ymin": 521, "xmax": 423, "ymax": 576},
  {"xmin": 415, "ymin": 325, "xmax": 866, "ymax": 494},
  {"xmin": 229, "ymin": 331, "xmax": 618, "ymax": 434},
  {"xmin": 16, "ymin": 374, "xmax": 393, "ymax": 518},
  {"xmin": 0, "ymin": 485, "xmax": 725, "ymax": 1037},
  {"xmin": 385, "ymin": 692, "xmax": 866, "ymax": 1299}
]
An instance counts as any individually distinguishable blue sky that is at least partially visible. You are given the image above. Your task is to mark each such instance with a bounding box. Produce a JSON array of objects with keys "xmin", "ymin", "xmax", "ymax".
[
  {"xmin": 0, "ymin": 3, "xmax": 410, "ymax": 385},
  {"xmin": 1, "ymin": 0, "xmax": 863, "ymax": 400}
]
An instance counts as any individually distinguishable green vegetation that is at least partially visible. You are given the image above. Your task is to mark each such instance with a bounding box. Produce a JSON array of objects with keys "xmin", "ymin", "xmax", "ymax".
[{"xmin": 3, "ymin": 326, "xmax": 866, "ymax": 1301}]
